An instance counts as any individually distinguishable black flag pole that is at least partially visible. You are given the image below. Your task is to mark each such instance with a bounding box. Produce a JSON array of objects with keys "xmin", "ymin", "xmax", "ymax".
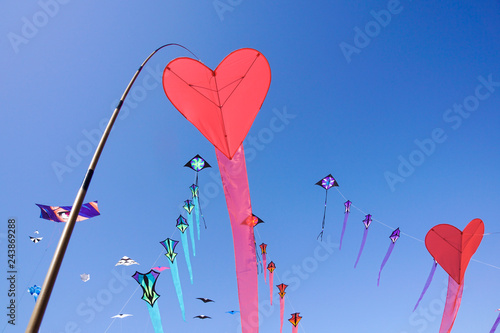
[{"xmin": 26, "ymin": 43, "xmax": 198, "ymax": 332}]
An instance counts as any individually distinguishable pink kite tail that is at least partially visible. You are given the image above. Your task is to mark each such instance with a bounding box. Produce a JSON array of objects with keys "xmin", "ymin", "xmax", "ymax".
[
  {"xmin": 216, "ymin": 146, "xmax": 258, "ymax": 333},
  {"xmin": 490, "ymin": 313, "xmax": 500, "ymax": 333},
  {"xmin": 279, "ymin": 297, "xmax": 285, "ymax": 333},
  {"xmin": 339, "ymin": 212, "xmax": 349, "ymax": 250},
  {"xmin": 439, "ymin": 276, "xmax": 464, "ymax": 333},
  {"xmin": 292, "ymin": 325, "xmax": 299, "ymax": 333},
  {"xmin": 269, "ymin": 271, "xmax": 274, "ymax": 305},
  {"xmin": 263, "ymin": 253, "xmax": 267, "ymax": 283},
  {"xmin": 413, "ymin": 260, "xmax": 437, "ymax": 311},
  {"xmin": 354, "ymin": 228, "xmax": 369, "ymax": 268}
]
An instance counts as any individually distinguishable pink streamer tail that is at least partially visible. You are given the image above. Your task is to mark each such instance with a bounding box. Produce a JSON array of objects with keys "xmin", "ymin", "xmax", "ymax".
[
  {"xmin": 269, "ymin": 272, "xmax": 274, "ymax": 305},
  {"xmin": 439, "ymin": 276, "xmax": 463, "ymax": 333},
  {"xmin": 280, "ymin": 297, "xmax": 284, "ymax": 333},
  {"xmin": 263, "ymin": 254, "xmax": 267, "ymax": 283},
  {"xmin": 216, "ymin": 146, "xmax": 258, "ymax": 333}
]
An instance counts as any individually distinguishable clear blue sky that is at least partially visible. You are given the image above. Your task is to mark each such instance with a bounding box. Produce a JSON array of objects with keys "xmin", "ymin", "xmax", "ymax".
[{"xmin": 1, "ymin": 1, "xmax": 499, "ymax": 332}]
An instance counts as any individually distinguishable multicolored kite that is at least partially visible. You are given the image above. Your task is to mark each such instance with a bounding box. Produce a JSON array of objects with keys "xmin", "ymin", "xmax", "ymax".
[
  {"xmin": 160, "ymin": 238, "xmax": 185, "ymax": 321},
  {"xmin": 315, "ymin": 174, "xmax": 339, "ymax": 241},
  {"xmin": 267, "ymin": 261, "xmax": 276, "ymax": 305},
  {"xmin": 377, "ymin": 228, "xmax": 400, "ymax": 286},
  {"xmin": 28, "ymin": 285, "xmax": 41, "ymax": 302},
  {"xmin": 277, "ymin": 283, "xmax": 288, "ymax": 333},
  {"xmin": 185, "ymin": 155, "xmax": 211, "ymax": 234},
  {"xmin": 339, "ymin": 200, "xmax": 351, "ymax": 250},
  {"xmin": 260, "ymin": 243, "xmax": 268, "ymax": 282},
  {"xmin": 176, "ymin": 215, "xmax": 193, "ymax": 284},
  {"xmin": 288, "ymin": 313, "xmax": 302, "ymax": 333},
  {"xmin": 132, "ymin": 270, "xmax": 164, "ymax": 333},
  {"xmin": 36, "ymin": 201, "xmax": 100, "ymax": 222},
  {"xmin": 183, "ymin": 200, "xmax": 196, "ymax": 256},
  {"xmin": 424, "ymin": 219, "xmax": 484, "ymax": 333},
  {"xmin": 354, "ymin": 214, "xmax": 372, "ymax": 268},
  {"xmin": 163, "ymin": 48, "xmax": 271, "ymax": 333}
]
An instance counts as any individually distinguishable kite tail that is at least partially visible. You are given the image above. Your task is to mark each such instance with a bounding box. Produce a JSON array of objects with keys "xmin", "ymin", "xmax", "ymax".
[
  {"xmin": 148, "ymin": 302, "xmax": 165, "ymax": 333},
  {"xmin": 490, "ymin": 313, "xmax": 500, "ymax": 333},
  {"xmin": 187, "ymin": 212, "xmax": 196, "ymax": 256},
  {"xmin": 269, "ymin": 271, "xmax": 274, "ymax": 305},
  {"xmin": 180, "ymin": 232, "xmax": 193, "ymax": 284},
  {"xmin": 438, "ymin": 276, "xmax": 463, "ymax": 333},
  {"xmin": 377, "ymin": 242, "xmax": 395, "ymax": 286},
  {"xmin": 216, "ymin": 146, "xmax": 258, "ymax": 333},
  {"xmin": 339, "ymin": 212, "xmax": 349, "ymax": 250},
  {"xmin": 170, "ymin": 261, "xmax": 185, "ymax": 321},
  {"xmin": 263, "ymin": 253, "xmax": 267, "ymax": 283},
  {"xmin": 413, "ymin": 260, "xmax": 438, "ymax": 311},
  {"xmin": 292, "ymin": 325, "xmax": 299, "ymax": 333},
  {"xmin": 194, "ymin": 195, "xmax": 201, "ymax": 240},
  {"xmin": 279, "ymin": 297, "xmax": 285, "ymax": 333},
  {"xmin": 354, "ymin": 228, "xmax": 369, "ymax": 268},
  {"xmin": 317, "ymin": 190, "xmax": 329, "ymax": 241}
]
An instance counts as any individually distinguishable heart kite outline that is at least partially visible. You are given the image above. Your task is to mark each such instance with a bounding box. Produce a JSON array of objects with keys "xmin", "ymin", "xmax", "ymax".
[
  {"xmin": 425, "ymin": 218, "xmax": 484, "ymax": 284},
  {"xmin": 162, "ymin": 48, "xmax": 271, "ymax": 159}
]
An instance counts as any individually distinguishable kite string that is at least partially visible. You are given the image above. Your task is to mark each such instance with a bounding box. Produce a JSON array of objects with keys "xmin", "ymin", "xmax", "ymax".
[
  {"xmin": 103, "ymin": 249, "xmax": 168, "ymax": 333},
  {"xmin": 335, "ymin": 187, "xmax": 500, "ymax": 268}
]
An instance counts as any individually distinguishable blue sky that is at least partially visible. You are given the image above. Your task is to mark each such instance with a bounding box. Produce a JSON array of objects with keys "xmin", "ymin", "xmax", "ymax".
[{"xmin": 1, "ymin": 1, "xmax": 499, "ymax": 332}]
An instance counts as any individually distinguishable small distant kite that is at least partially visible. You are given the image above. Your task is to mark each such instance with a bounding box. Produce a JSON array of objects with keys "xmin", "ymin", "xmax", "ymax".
[
  {"xmin": 80, "ymin": 273, "xmax": 90, "ymax": 282},
  {"xmin": 226, "ymin": 310, "xmax": 239, "ymax": 315},
  {"xmin": 111, "ymin": 314, "xmax": 132, "ymax": 319},
  {"xmin": 289, "ymin": 312, "xmax": 302, "ymax": 333},
  {"xmin": 185, "ymin": 154, "xmax": 211, "ymax": 235},
  {"xmin": 36, "ymin": 201, "xmax": 100, "ymax": 222},
  {"xmin": 354, "ymin": 214, "xmax": 372, "ymax": 268},
  {"xmin": 260, "ymin": 243, "xmax": 268, "ymax": 282},
  {"xmin": 315, "ymin": 174, "xmax": 339, "ymax": 241},
  {"xmin": 34, "ymin": 230, "xmax": 39, "ymax": 234},
  {"xmin": 160, "ymin": 238, "xmax": 185, "ymax": 320},
  {"xmin": 267, "ymin": 261, "xmax": 276, "ymax": 305},
  {"xmin": 377, "ymin": 228, "xmax": 400, "ymax": 286},
  {"xmin": 151, "ymin": 266, "xmax": 169, "ymax": 272},
  {"xmin": 277, "ymin": 283, "xmax": 288, "ymax": 333},
  {"xmin": 194, "ymin": 315, "xmax": 211, "ymax": 319},
  {"xmin": 183, "ymin": 200, "xmax": 196, "ymax": 256},
  {"xmin": 339, "ymin": 200, "xmax": 351, "ymax": 250},
  {"xmin": 197, "ymin": 298, "xmax": 214, "ymax": 303},
  {"xmin": 116, "ymin": 256, "xmax": 139, "ymax": 266},
  {"xmin": 30, "ymin": 236, "xmax": 43, "ymax": 243},
  {"xmin": 176, "ymin": 215, "xmax": 193, "ymax": 284},
  {"xmin": 28, "ymin": 285, "xmax": 41, "ymax": 302}
]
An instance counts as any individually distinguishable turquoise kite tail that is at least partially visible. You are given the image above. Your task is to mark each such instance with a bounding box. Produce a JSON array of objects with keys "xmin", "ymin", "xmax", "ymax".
[
  {"xmin": 187, "ymin": 212, "xmax": 196, "ymax": 256},
  {"xmin": 148, "ymin": 302, "xmax": 164, "ymax": 333},
  {"xmin": 170, "ymin": 261, "xmax": 185, "ymax": 321},
  {"xmin": 180, "ymin": 232, "xmax": 193, "ymax": 284},
  {"xmin": 194, "ymin": 196, "xmax": 201, "ymax": 241}
]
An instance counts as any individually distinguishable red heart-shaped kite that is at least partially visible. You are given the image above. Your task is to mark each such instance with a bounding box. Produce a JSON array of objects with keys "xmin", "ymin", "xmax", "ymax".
[
  {"xmin": 425, "ymin": 218, "xmax": 484, "ymax": 284},
  {"xmin": 163, "ymin": 48, "xmax": 271, "ymax": 159}
]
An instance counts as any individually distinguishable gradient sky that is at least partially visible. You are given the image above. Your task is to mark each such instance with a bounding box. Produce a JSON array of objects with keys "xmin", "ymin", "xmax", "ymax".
[{"xmin": 1, "ymin": 1, "xmax": 499, "ymax": 332}]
